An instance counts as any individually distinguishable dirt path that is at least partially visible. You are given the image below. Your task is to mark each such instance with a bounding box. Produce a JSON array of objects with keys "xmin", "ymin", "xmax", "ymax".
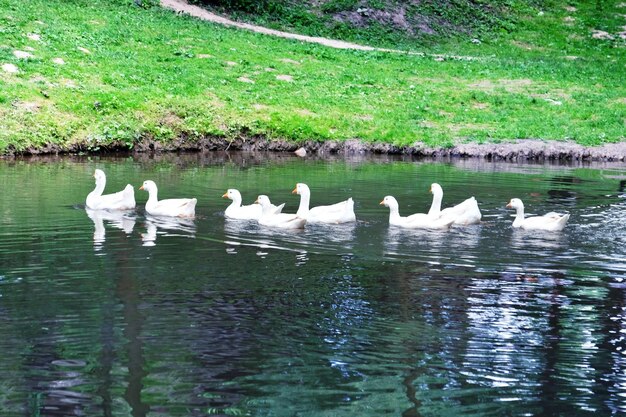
[{"xmin": 160, "ymin": 0, "xmax": 427, "ymax": 55}]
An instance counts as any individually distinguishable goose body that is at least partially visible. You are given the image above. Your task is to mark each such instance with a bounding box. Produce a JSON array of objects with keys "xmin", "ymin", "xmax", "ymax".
[
  {"xmin": 223, "ymin": 189, "xmax": 284, "ymax": 220},
  {"xmin": 139, "ymin": 180, "xmax": 196, "ymax": 218},
  {"xmin": 223, "ymin": 189, "xmax": 264, "ymax": 220},
  {"xmin": 256, "ymin": 195, "xmax": 306, "ymax": 229},
  {"xmin": 86, "ymin": 169, "xmax": 136, "ymax": 210},
  {"xmin": 428, "ymin": 183, "xmax": 481, "ymax": 225},
  {"xmin": 381, "ymin": 196, "xmax": 455, "ymax": 230},
  {"xmin": 506, "ymin": 198, "xmax": 570, "ymax": 231},
  {"xmin": 293, "ymin": 183, "xmax": 356, "ymax": 224}
]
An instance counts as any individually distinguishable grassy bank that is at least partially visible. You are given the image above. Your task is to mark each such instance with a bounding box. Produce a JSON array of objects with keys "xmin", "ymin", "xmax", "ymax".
[{"xmin": 0, "ymin": 0, "xmax": 624, "ymax": 154}]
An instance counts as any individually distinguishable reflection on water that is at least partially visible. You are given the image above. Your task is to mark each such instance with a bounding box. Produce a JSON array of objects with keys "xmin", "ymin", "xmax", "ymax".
[
  {"xmin": 384, "ymin": 225, "xmax": 482, "ymax": 270},
  {"xmin": 86, "ymin": 208, "xmax": 136, "ymax": 251},
  {"xmin": 141, "ymin": 215, "xmax": 196, "ymax": 247},
  {"xmin": 223, "ymin": 217, "xmax": 357, "ymax": 256},
  {"xmin": 0, "ymin": 153, "xmax": 625, "ymax": 417}
]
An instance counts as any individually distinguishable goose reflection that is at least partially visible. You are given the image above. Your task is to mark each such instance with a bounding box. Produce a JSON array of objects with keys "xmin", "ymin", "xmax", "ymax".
[
  {"xmin": 141, "ymin": 215, "xmax": 196, "ymax": 247},
  {"xmin": 384, "ymin": 226, "xmax": 448, "ymax": 256},
  {"xmin": 86, "ymin": 208, "xmax": 136, "ymax": 250},
  {"xmin": 304, "ymin": 222, "xmax": 357, "ymax": 246},
  {"xmin": 384, "ymin": 224, "xmax": 483, "ymax": 267},
  {"xmin": 509, "ymin": 227, "xmax": 567, "ymax": 252},
  {"xmin": 223, "ymin": 218, "xmax": 261, "ymax": 236},
  {"xmin": 224, "ymin": 218, "xmax": 305, "ymax": 254}
]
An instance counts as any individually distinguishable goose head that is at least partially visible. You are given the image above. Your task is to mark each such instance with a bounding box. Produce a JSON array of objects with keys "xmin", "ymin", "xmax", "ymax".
[
  {"xmin": 380, "ymin": 196, "xmax": 399, "ymax": 210},
  {"xmin": 94, "ymin": 169, "xmax": 106, "ymax": 185},
  {"xmin": 506, "ymin": 198, "xmax": 524, "ymax": 210},
  {"xmin": 139, "ymin": 180, "xmax": 157, "ymax": 193},
  {"xmin": 430, "ymin": 183, "xmax": 443, "ymax": 197},
  {"xmin": 292, "ymin": 183, "xmax": 310, "ymax": 196},
  {"xmin": 255, "ymin": 195, "xmax": 274, "ymax": 211},
  {"xmin": 222, "ymin": 189, "xmax": 242, "ymax": 202}
]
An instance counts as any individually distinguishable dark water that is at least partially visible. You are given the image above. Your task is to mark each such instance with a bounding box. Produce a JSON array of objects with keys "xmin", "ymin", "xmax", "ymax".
[{"xmin": 1, "ymin": 152, "xmax": 625, "ymax": 417}]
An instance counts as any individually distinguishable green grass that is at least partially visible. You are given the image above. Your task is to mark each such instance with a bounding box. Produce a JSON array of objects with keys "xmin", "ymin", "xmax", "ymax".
[{"xmin": 0, "ymin": 0, "xmax": 624, "ymax": 153}]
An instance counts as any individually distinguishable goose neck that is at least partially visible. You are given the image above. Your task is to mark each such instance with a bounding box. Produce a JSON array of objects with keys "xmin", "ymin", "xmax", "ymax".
[
  {"xmin": 146, "ymin": 187, "xmax": 158, "ymax": 205},
  {"xmin": 93, "ymin": 178, "xmax": 105, "ymax": 197},
  {"xmin": 227, "ymin": 199, "xmax": 240, "ymax": 212},
  {"xmin": 428, "ymin": 191, "xmax": 442, "ymax": 216},
  {"xmin": 297, "ymin": 191, "xmax": 310, "ymax": 217},
  {"xmin": 388, "ymin": 204, "xmax": 401, "ymax": 223},
  {"xmin": 513, "ymin": 205, "xmax": 525, "ymax": 226}
]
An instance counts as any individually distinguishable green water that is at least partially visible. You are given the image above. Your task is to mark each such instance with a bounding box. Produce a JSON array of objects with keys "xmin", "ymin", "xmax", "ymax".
[{"xmin": 0, "ymin": 152, "xmax": 625, "ymax": 417}]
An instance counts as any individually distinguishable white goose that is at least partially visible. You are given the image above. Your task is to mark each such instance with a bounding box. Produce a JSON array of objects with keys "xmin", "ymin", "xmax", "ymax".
[
  {"xmin": 256, "ymin": 195, "xmax": 306, "ymax": 229},
  {"xmin": 223, "ymin": 189, "xmax": 263, "ymax": 220},
  {"xmin": 293, "ymin": 183, "xmax": 356, "ymax": 224},
  {"xmin": 139, "ymin": 180, "xmax": 197, "ymax": 218},
  {"xmin": 428, "ymin": 183, "xmax": 481, "ymax": 225},
  {"xmin": 380, "ymin": 196, "xmax": 455, "ymax": 230},
  {"xmin": 86, "ymin": 169, "xmax": 135, "ymax": 210},
  {"xmin": 222, "ymin": 189, "xmax": 284, "ymax": 220},
  {"xmin": 506, "ymin": 198, "xmax": 570, "ymax": 231}
]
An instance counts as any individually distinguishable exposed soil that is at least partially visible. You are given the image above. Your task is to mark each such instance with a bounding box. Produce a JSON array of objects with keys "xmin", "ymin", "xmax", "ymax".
[{"xmin": 5, "ymin": 135, "xmax": 626, "ymax": 162}]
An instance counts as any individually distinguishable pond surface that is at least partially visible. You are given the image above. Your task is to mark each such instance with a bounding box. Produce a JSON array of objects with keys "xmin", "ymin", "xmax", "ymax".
[{"xmin": 1, "ymin": 152, "xmax": 625, "ymax": 417}]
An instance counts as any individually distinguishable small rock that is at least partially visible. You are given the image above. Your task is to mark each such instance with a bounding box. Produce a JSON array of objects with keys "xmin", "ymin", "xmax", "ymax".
[
  {"xmin": 196, "ymin": 54, "xmax": 212, "ymax": 59},
  {"xmin": 77, "ymin": 47, "xmax": 91, "ymax": 54},
  {"xmin": 27, "ymin": 33, "xmax": 41, "ymax": 41},
  {"xmin": 52, "ymin": 57, "xmax": 65, "ymax": 65},
  {"xmin": 63, "ymin": 79, "xmax": 78, "ymax": 88},
  {"xmin": 592, "ymin": 30, "xmax": 614, "ymax": 40},
  {"xmin": 279, "ymin": 58, "xmax": 300, "ymax": 65},
  {"xmin": 471, "ymin": 38, "xmax": 481, "ymax": 44},
  {"xmin": 294, "ymin": 147, "xmax": 307, "ymax": 157},
  {"xmin": 237, "ymin": 76, "xmax": 254, "ymax": 83},
  {"xmin": 276, "ymin": 74, "xmax": 293, "ymax": 82},
  {"xmin": 13, "ymin": 50, "xmax": 33, "ymax": 59},
  {"xmin": 2, "ymin": 63, "xmax": 19, "ymax": 73},
  {"xmin": 18, "ymin": 101, "xmax": 41, "ymax": 112},
  {"xmin": 544, "ymin": 98, "xmax": 562, "ymax": 106}
]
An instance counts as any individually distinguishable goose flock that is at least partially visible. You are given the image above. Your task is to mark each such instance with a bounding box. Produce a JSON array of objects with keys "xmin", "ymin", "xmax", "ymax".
[{"xmin": 85, "ymin": 169, "xmax": 571, "ymax": 232}]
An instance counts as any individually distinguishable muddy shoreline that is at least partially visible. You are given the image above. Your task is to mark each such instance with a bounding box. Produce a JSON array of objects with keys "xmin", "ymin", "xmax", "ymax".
[{"xmin": 4, "ymin": 136, "xmax": 626, "ymax": 161}]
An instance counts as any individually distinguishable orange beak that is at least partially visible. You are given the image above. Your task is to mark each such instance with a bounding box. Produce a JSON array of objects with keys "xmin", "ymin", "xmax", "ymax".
[
  {"xmin": 505, "ymin": 202, "xmax": 512, "ymax": 208},
  {"xmin": 292, "ymin": 186, "xmax": 298, "ymax": 194},
  {"xmin": 379, "ymin": 200, "xmax": 385, "ymax": 205},
  {"xmin": 139, "ymin": 185, "xmax": 144, "ymax": 191},
  {"xmin": 222, "ymin": 192, "xmax": 229, "ymax": 198}
]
